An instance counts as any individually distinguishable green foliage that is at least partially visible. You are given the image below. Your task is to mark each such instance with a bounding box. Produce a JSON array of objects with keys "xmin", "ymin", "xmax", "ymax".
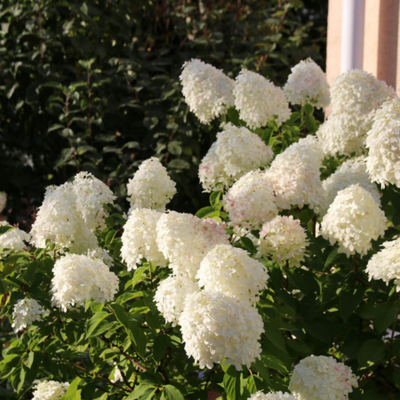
[{"xmin": 0, "ymin": 0, "xmax": 327, "ymax": 224}]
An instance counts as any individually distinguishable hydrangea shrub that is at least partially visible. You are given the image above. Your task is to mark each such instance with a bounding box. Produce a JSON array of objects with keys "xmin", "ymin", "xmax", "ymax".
[{"xmin": 1, "ymin": 58, "xmax": 400, "ymax": 400}]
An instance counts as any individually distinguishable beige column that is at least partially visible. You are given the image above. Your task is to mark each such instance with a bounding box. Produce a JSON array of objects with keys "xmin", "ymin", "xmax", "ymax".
[
  {"xmin": 362, "ymin": 0, "xmax": 380, "ymax": 77},
  {"xmin": 326, "ymin": 0, "xmax": 343, "ymax": 85}
]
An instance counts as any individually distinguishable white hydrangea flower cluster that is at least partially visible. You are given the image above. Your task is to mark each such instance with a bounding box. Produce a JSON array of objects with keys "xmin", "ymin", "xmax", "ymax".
[
  {"xmin": 196, "ymin": 244, "xmax": 269, "ymax": 304},
  {"xmin": 322, "ymin": 157, "xmax": 380, "ymax": 215},
  {"xmin": 0, "ymin": 191, "xmax": 6, "ymax": 213},
  {"xmin": 12, "ymin": 298, "xmax": 47, "ymax": 333},
  {"xmin": 258, "ymin": 216, "xmax": 308, "ymax": 267},
  {"xmin": 223, "ymin": 170, "xmax": 278, "ymax": 231},
  {"xmin": 264, "ymin": 136, "xmax": 325, "ymax": 212},
  {"xmin": 199, "ymin": 123, "xmax": 274, "ymax": 192},
  {"xmin": 155, "ymin": 212, "xmax": 267, "ymax": 371},
  {"xmin": 110, "ymin": 363, "xmax": 124, "ymax": 384},
  {"xmin": 32, "ymin": 380, "xmax": 70, "ymax": 400},
  {"xmin": 127, "ymin": 157, "xmax": 177, "ymax": 211},
  {"xmin": 317, "ymin": 69, "xmax": 394, "ymax": 158},
  {"xmin": 289, "ymin": 355, "xmax": 358, "ymax": 400},
  {"xmin": 366, "ymin": 237, "xmax": 400, "ymax": 291},
  {"xmin": 248, "ymin": 391, "xmax": 299, "ymax": 400},
  {"xmin": 154, "ymin": 274, "xmax": 198, "ymax": 326},
  {"xmin": 73, "ymin": 171, "xmax": 116, "ymax": 230},
  {"xmin": 283, "ymin": 58, "xmax": 330, "ymax": 109},
  {"xmin": 0, "ymin": 221, "xmax": 30, "ymax": 252},
  {"xmin": 316, "ymin": 112, "xmax": 372, "ymax": 157},
  {"xmin": 30, "ymin": 173, "xmax": 115, "ymax": 263},
  {"xmin": 30, "ymin": 183, "xmax": 79, "ymax": 249},
  {"xmin": 156, "ymin": 211, "xmax": 229, "ymax": 279},
  {"xmin": 180, "ymin": 59, "xmax": 235, "ymax": 124},
  {"xmin": 366, "ymin": 98, "xmax": 400, "ymax": 188},
  {"xmin": 321, "ymin": 185, "xmax": 387, "ymax": 257},
  {"xmin": 51, "ymin": 253, "xmax": 119, "ymax": 312},
  {"xmin": 331, "ymin": 69, "xmax": 395, "ymax": 115},
  {"xmin": 179, "ymin": 290, "xmax": 264, "ymax": 370},
  {"xmin": 121, "ymin": 208, "xmax": 167, "ymax": 270},
  {"xmin": 233, "ymin": 69, "xmax": 291, "ymax": 129}
]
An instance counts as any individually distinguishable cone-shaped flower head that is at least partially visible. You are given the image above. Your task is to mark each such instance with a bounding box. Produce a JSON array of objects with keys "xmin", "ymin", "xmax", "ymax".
[
  {"xmin": 127, "ymin": 157, "xmax": 176, "ymax": 211},
  {"xmin": 180, "ymin": 59, "xmax": 235, "ymax": 124},
  {"xmin": 284, "ymin": 58, "xmax": 330, "ymax": 109},
  {"xmin": 366, "ymin": 97, "xmax": 400, "ymax": 188},
  {"xmin": 321, "ymin": 184, "xmax": 387, "ymax": 257},
  {"xmin": 179, "ymin": 290, "xmax": 264, "ymax": 370},
  {"xmin": 289, "ymin": 355, "xmax": 358, "ymax": 400},
  {"xmin": 233, "ymin": 69, "xmax": 291, "ymax": 129},
  {"xmin": 199, "ymin": 123, "xmax": 274, "ymax": 192}
]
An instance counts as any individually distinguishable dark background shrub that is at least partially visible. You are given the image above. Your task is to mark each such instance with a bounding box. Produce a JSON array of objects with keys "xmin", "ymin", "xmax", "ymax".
[{"xmin": 0, "ymin": 0, "xmax": 327, "ymax": 227}]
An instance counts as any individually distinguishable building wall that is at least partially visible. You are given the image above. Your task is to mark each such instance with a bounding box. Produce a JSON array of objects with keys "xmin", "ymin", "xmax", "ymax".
[{"xmin": 327, "ymin": 0, "xmax": 400, "ymax": 93}]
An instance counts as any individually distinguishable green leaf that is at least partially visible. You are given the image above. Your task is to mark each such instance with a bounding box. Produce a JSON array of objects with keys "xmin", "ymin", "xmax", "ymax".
[
  {"xmin": 126, "ymin": 384, "xmax": 156, "ymax": 400},
  {"xmin": 324, "ymin": 248, "xmax": 338, "ymax": 269},
  {"xmin": 161, "ymin": 385, "xmax": 185, "ymax": 400},
  {"xmin": 240, "ymin": 237, "xmax": 257, "ymax": 256},
  {"xmin": 210, "ymin": 191, "xmax": 222, "ymax": 208},
  {"xmin": 0, "ymin": 225, "xmax": 13, "ymax": 235},
  {"xmin": 109, "ymin": 304, "xmax": 146, "ymax": 358},
  {"xmin": 393, "ymin": 368, "xmax": 400, "ymax": 389},
  {"xmin": 62, "ymin": 377, "xmax": 81, "ymax": 400},
  {"xmin": 286, "ymin": 269, "xmax": 320, "ymax": 297},
  {"xmin": 132, "ymin": 267, "xmax": 148, "ymax": 289},
  {"xmin": 358, "ymin": 339, "xmax": 385, "ymax": 368},
  {"xmin": 26, "ymin": 352, "xmax": 34, "ymax": 369},
  {"xmin": 246, "ymin": 375, "xmax": 257, "ymax": 395},
  {"xmin": 253, "ymin": 359, "xmax": 270, "ymax": 383},
  {"xmin": 261, "ymin": 354, "xmax": 288, "ymax": 374},
  {"xmin": 305, "ymin": 115, "xmax": 316, "ymax": 133},
  {"xmin": 264, "ymin": 323, "xmax": 285, "ymax": 351},
  {"xmin": 153, "ymin": 335, "xmax": 168, "ymax": 362},
  {"xmin": 168, "ymin": 141, "xmax": 182, "ymax": 156},
  {"xmin": 21, "ymin": 262, "xmax": 37, "ymax": 286},
  {"xmin": 195, "ymin": 206, "xmax": 220, "ymax": 220},
  {"xmin": 116, "ymin": 291, "xmax": 144, "ymax": 305},
  {"xmin": 86, "ymin": 311, "xmax": 110, "ymax": 338},
  {"xmin": 109, "ymin": 303, "xmax": 131, "ymax": 328},
  {"xmin": 340, "ymin": 287, "xmax": 364, "ymax": 322},
  {"xmin": 286, "ymin": 338, "xmax": 311, "ymax": 354},
  {"xmin": 373, "ymin": 302, "xmax": 398, "ymax": 334},
  {"xmin": 302, "ymin": 103, "xmax": 314, "ymax": 116},
  {"xmin": 0, "ymin": 354, "xmax": 20, "ymax": 379},
  {"xmin": 222, "ymin": 364, "xmax": 240, "ymax": 400},
  {"xmin": 304, "ymin": 320, "xmax": 331, "ymax": 343},
  {"xmin": 227, "ymin": 108, "xmax": 240, "ymax": 125}
]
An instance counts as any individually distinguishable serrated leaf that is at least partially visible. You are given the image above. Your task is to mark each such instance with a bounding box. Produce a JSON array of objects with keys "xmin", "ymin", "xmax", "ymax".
[
  {"xmin": 126, "ymin": 384, "xmax": 155, "ymax": 400},
  {"xmin": 109, "ymin": 303, "xmax": 146, "ymax": 358},
  {"xmin": 324, "ymin": 248, "xmax": 338, "ymax": 269},
  {"xmin": 210, "ymin": 191, "xmax": 222, "ymax": 208},
  {"xmin": 261, "ymin": 354, "xmax": 288, "ymax": 374},
  {"xmin": 161, "ymin": 385, "xmax": 185, "ymax": 400},
  {"xmin": 62, "ymin": 377, "xmax": 81, "ymax": 399},
  {"xmin": 86, "ymin": 311, "xmax": 110, "ymax": 338},
  {"xmin": 373, "ymin": 302, "xmax": 398, "ymax": 334},
  {"xmin": 132, "ymin": 267, "xmax": 147, "ymax": 289},
  {"xmin": 240, "ymin": 237, "xmax": 257, "ymax": 256},
  {"xmin": 195, "ymin": 206, "xmax": 220, "ymax": 220},
  {"xmin": 227, "ymin": 107, "xmax": 240, "ymax": 125},
  {"xmin": 116, "ymin": 291, "xmax": 143, "ymax": 305},
  {"xmin": 358, "ymin": 339, "xmax": 385, "ymax": 368},
  {"xmin": 340, "ymin": 286, "xmax": 364, "ymax": 322},
  {"xmin": 222, "ymin": 364, "xmax": 240, "ymax": 400}
]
